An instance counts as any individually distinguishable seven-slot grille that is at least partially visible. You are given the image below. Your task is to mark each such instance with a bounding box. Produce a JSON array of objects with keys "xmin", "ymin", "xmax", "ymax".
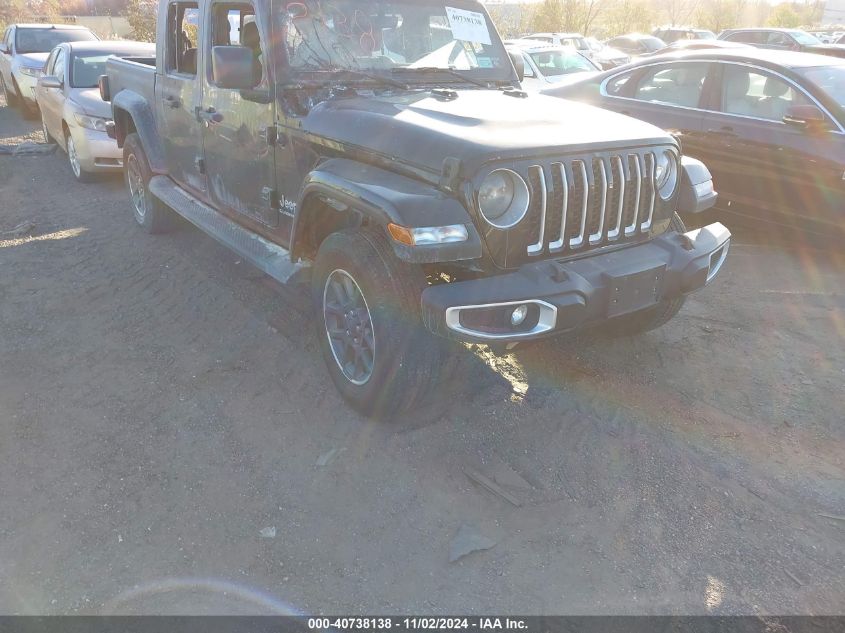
[{"xmin": 524, "ymin": 152, "xmax": 658, "ymax": 257}]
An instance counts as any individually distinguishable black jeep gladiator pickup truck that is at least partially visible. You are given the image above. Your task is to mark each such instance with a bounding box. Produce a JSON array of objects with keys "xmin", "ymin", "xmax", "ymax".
[{"xmin": 103, "ymin": 0, "xmax": 730, "ymax": 416}]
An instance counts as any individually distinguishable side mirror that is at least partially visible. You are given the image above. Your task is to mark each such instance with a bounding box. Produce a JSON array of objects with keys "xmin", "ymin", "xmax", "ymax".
[
  {"xmin": 0, "ymin": 45, "xmax": 8, "ymax": 55},
  {"xmin": 211, "ymin": 45, "xmax": 257, "ymax": 90},
  {"xmin": 783, "ymin": 104, "xmax": 827, "ymax": 131},
  {"xmin": 38, "ymin": 75, "xmax": 63, "ymax": 89},
  {"xmin": 508, "ymin": 49, "xmax": 525, "ymax": 82}
]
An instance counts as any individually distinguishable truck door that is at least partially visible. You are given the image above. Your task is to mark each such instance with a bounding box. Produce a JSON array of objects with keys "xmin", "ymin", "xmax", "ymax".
[
  {"xmin": 200, "ymin": 1, "xmax": 278, "ymax": 229},
  {"xmin": 157, "ymin": 1, "xmax": 207, "ymax": 196}
]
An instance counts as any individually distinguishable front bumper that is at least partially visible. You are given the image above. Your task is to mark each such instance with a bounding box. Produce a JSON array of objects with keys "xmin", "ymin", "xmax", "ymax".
[
  {"xmin": 69, "ymin": 125, "xmax": 123, "ymax": 172},
  {"xmin": 422, "ymin": 222, "xmax": 730, "ymax": 343}
]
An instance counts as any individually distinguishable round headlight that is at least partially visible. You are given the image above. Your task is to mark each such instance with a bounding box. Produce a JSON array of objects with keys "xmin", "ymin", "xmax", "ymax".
[
  {"xmin": 477, "ymin": 169, "xmax": 530, "ymax": 229},
  {"xmin": 654, "ymin": 150, "xmax": 679, "ymax": 200}
]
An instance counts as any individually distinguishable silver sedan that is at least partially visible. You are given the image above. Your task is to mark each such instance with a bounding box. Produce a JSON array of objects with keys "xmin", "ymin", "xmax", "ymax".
[{"xmin": 35, "ymin": 40, "xmax": 154, "ymax": 182}]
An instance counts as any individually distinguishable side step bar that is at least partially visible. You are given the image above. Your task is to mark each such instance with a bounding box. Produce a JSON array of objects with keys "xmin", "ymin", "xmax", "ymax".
[{"xmin": 148, "ymin": 176, "xmax": 306, "ymax": 284}]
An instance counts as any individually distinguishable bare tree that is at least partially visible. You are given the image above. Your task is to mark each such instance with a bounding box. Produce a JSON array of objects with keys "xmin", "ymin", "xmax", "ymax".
[{"xmin": 663, "ymin": 0, "xmax": 701, "ymax": 26}]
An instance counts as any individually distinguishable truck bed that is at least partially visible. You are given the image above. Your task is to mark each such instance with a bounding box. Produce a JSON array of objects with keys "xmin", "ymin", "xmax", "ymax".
[{"xmin": 105, "ymin": 56, "xmax": 156, "ymax": 108}]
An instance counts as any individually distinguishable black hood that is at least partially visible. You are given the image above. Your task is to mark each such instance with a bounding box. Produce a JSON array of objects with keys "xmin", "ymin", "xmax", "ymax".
[{"xmin": 302, "ymin": 89, "xmax": 672, "ymax": 175}]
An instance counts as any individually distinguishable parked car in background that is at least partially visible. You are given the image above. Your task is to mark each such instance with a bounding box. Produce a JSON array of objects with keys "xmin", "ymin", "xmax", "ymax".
[
  {"xmin": 606, "ymin": 33, "xmax": 667, "ymax": 58},
  {"xmin": 653, "ymin": 27, "xmax": 716, "ymax": 43},
  {"xmin": 646, "ymin": 39, "xmax": 752, "ymax": 56},
  {"xmin": 35, "ymin": 40, "xmax": 155, "ymax": 182},
  {"xmin": 719, "ymin": 28, "xmax": 845, "ymax": 59},
  {"xmin": 542, "ymin": 49, "xmax": 845, "ymax": 232},
  {"xmin": 0, "ymin": 24, "xmax": 98, "ymax": 117},
  {"xmin": 523, "ymin": 32, "xmax": 595, "ymax": 62},
  {"xmin": 504, "ymin": 40, "xmax": 600, "ymax": 89},
  {"xmin": 810, "ymin": 32, "xmax": 837, "ymax": 44},
  {"xmin": 585, "ymin": 37, "xmax": 631, "ymax": 69}
]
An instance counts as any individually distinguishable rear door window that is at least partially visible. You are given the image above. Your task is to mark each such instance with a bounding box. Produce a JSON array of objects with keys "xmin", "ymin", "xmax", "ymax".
[
  {"xmin": 766, "ymin": 31, "xmax": 794, "ymax": 49},
  {"xmin": 632, "ymin": 63, "xmax": 709, "ymax": 108}
]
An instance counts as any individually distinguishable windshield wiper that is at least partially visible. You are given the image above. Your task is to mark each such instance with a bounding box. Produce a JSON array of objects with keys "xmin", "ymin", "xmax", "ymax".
[
  {"xmin": 391, "ymin": 67, "xmax": 498, "ymax": 89},
  {"xmin": 323, "ymin": 68, "xmax": 409, "ymax": 90}
]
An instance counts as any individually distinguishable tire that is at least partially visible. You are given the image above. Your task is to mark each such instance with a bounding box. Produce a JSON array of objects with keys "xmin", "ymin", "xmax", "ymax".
[
  {"xmin": 312, "ymin": 228, "xmax": 449, "ymax": 418},
  {"xmin": 123, "ymin": 133, "xmax": 176, "ymax": 233},
  {"xmin": 599, "ymin": 214, "xmax": 687, "ymax": 337},
  {"xmin": 0, "ymin": 74, "xmax": 18, "ymax": 107},
  {"xmin": 65, "ymin": 131, "xmax": 96, "ymax": 183}
]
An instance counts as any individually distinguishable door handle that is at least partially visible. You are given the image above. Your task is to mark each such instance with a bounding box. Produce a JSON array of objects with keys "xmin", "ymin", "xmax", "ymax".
[
  {"xmin": 163, "ymin": 95, "xmax": 180, "ymax": 108},
  {"xmin": 196, "ymin": 106, "xmax": 223, "ymax": 125}
]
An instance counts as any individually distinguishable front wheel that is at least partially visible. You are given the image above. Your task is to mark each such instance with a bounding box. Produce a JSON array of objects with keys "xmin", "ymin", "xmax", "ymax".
[
  {"xmin": 66, "ymin": 132, "xmax": 95, "ymax": 182},
  {"xmin": 313, "ymin": 229, "xmax": 449, "ymax": 418}
]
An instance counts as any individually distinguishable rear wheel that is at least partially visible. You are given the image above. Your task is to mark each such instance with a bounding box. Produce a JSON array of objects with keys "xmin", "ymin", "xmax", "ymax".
[
  {"xmin": 123, "ymin": 133, "xmax": 176, "ymax": 233},
  {"xmin": 600, "ymin": 214, "xmax": 687, "ymax": 337},
  {"xmin": 313, "ymin": 228, "xmax": 449, "ymax": 418}
]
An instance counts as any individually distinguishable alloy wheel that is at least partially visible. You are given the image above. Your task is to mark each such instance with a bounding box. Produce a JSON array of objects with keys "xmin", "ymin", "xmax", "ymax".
[
  {"xmin": 323, "ymin": 269, "xmax": 375, "ymax": 385},
  {"xmin": 67, "ymin": 135, "xmax": 81, "ymax": 179},
  {"xmin": 126, "ymin": 154, "xmax": 147, "ymax": 224}
]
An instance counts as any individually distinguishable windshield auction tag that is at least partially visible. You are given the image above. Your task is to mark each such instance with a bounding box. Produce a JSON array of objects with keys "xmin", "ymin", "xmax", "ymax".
[{"xmin": 445, "ymin": 7, "xmax": 492, "ymax": 45}]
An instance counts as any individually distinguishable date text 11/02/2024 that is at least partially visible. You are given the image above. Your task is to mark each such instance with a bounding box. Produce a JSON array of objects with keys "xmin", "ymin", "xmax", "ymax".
[{"xmin": 307, "ymin": 618, "xmax": 528, "ymax": 630}]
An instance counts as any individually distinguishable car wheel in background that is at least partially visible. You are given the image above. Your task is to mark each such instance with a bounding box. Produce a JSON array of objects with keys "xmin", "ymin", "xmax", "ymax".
[
  {"xmin": 65, "ymin": 132, "xmax": 95, "ymax": 183},
  {"xmin": 123, "ymin": 132, "xmax": 176, "ymax": 233},
  {"xmin": 0, "ymin": 75, "xmax": 19, "ymax": 107},
  {"xmin": 14, "ymin": 80, "xmax": 38, "ymax": 119}
]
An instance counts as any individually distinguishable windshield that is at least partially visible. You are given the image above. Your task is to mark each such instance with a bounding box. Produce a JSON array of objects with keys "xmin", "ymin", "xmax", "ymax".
[
  {"xmin": 70, "ymin": 53, "xmax": 110, "ymax": 88},
  {"xmin": 15, "ymin": 28, "xmax": 97, "ymax": 54},
  {"xmin": 530, "ymin": 49, "xmax": 594, "ymax": 77},
  {"xmin": 792, "ymin": 30, "xmax": 822, "ymax": 46},
  {"xmin": 641, "ymin": 36, "xmax": 666, "ymax": 52},
  {"xmin": 694, "ymin": 30, "xmax": 716, "ymax": 39},
  {"xmin": 799, "ymin": 65, "xmax": 845, "ymax": 108},
  {"xmin": 281, "ymin": 0, "xmax": 512, "ymax": 81}
]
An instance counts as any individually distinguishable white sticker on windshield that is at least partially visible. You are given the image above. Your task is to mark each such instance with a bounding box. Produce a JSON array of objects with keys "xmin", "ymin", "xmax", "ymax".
[{"xmin": 445, "ymin": 7, "xmax": 492, "ymax": 45}]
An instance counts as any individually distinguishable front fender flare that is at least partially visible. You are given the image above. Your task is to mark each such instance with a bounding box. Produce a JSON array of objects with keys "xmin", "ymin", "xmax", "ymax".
[
  {"xmin": 112, "ymin": 90, "xmax": 166, "ymax": 174},
  {"xmin": 293, "ymin": 158, "xmax": 482, "ymax": 264}
]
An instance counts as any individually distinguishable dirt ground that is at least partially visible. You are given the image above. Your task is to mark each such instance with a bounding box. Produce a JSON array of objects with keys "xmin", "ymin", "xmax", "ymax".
[{"xmin": 0, "ymin": 94, "xmax": 843, "ymax": 616}]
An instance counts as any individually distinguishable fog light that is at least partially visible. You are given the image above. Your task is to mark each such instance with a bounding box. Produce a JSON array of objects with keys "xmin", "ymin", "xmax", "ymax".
[{"xmin": 510, "ymin": 305, "xmax": 528, "ymax": 327}]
